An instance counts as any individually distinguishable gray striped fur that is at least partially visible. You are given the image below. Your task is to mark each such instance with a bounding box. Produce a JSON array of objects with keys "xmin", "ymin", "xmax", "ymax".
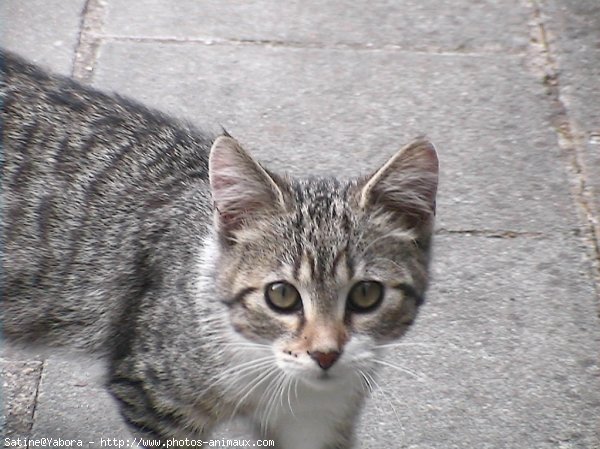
[{"xmin": 1, "ymin": 49, "xmax": 438, "ymax": 448}]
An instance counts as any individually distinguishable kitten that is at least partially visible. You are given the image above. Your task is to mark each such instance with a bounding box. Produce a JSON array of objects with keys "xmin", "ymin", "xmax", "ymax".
[{"xmin": 1, "ymin": 49, "xmax": 438, "ymax": 448}]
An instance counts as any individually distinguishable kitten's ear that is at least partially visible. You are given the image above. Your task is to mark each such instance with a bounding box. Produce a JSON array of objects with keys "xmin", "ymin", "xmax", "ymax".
[
  {"xmin": 358, "ymin": 138, "xmax": 439, "ymax": 228},
  {"xmin": 209, "ymin": 136, "xmax": 286, "ymax": 238}
]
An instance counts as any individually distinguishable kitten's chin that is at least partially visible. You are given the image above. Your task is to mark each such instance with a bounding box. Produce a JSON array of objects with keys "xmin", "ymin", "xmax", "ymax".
[
  {"xmin": 306, "ymin": 374, "xmax": 342, "ymax": 390},
  {"xmin": 290, "ymin": 368, "xmax": 355, "ymax": 391}
]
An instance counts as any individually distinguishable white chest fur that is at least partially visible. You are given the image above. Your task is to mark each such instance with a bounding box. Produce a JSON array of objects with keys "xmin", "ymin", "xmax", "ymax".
[{"xmin": 250, "ymin": 377, "xmax": 363, "ymax": 449}]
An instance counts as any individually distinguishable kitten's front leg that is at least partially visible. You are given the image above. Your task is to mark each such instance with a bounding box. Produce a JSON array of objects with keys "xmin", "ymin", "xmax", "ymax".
[{"xmin": 108, "ymin": 371, "xmax": 214, "ymax": 447}]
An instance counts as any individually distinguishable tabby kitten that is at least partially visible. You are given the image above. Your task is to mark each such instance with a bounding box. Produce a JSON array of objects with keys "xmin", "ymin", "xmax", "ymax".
[{"xmin": 1, "ymin": 49, "xmax": 438, "ymax": 448}]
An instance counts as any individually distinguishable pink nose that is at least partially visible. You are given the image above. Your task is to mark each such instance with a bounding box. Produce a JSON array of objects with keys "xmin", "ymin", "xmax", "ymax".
[{"xmin": 309, "ymin": 350, "xmax": 341, "ymax": 370}]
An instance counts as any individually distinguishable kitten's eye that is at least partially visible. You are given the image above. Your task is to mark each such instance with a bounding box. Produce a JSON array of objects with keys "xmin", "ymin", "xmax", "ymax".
[
  {"xmin": 265, "ymin": 282, "xmax": 302, "ymax": 313},
  {"xmin": 347, "ymin": 281, "xmax": 384, "ymax": 313}
]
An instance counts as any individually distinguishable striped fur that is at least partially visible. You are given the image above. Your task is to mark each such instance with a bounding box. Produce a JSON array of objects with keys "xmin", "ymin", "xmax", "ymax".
[{"xmin": 1, "ymin": 49, "xmax": 438, "ymax": 449}]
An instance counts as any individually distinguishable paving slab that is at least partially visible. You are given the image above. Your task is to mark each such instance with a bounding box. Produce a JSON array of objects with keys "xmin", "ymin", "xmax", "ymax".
[
  {"xmin": 29, "ymin": 354, "xmax": 131, "ymax": 447},
  {"xmin": 541, "ymin": 0, "xmax": 600, "ymax": 248},
  {"xmin": 358, "ymin": 233, "xmax": 600, "ymax": 449},
  {"xmin": 92, "ymin": 41, "xmax": 578, "ymax": 234},
  {"xmin": 2, "ymin": 0, "xmax": 600, "ymax": 447},
  {"xmin": 102, "ymin": 0, "xmax": 531, "ymax": 53},
  {"xmin": 0, "ymin": 0, "xmax": 87, "ymax": 75},
  {"xmin": 0, "ymin": 359, "xmax": 42, "ymax": 445}
]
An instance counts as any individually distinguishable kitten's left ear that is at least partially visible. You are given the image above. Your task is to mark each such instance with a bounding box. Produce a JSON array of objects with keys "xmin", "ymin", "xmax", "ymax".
[
  {"xmin": 358, "ymin": 138, "xmax": 439, "ymax": 228},
  {"xmin": 209, "ymin": 136, "xmax": 287, "ymax": 240}
]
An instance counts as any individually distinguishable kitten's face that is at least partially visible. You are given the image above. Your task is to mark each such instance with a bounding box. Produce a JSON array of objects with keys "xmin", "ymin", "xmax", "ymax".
[{"xmin": 209, "ymin": 136, "xmax": 438, "ymax": 387}]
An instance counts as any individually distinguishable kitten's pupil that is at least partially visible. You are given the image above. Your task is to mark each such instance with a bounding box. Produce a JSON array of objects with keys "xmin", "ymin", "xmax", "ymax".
[
  {"xmin": 348, "ymin": 281, "xmax": 384, "ymax": 312},
  {"xmin": 265, "ymin": 281, "xmax": 301, "ymax": 312},
  {"xmin": 360, "ymin": 283, "xmax": 368, "ymax": 297}
]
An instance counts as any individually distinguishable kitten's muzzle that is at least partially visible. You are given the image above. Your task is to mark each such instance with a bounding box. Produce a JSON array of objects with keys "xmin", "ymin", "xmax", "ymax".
[{"xmin": 309, "ymin": 350, "xmax": 341, "ymax": 370}]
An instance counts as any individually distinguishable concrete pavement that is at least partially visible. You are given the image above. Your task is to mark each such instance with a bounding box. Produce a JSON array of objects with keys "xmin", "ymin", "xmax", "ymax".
[{"xmin": 1, "ymin": 0, "xmax": 599, "ymax": 448}]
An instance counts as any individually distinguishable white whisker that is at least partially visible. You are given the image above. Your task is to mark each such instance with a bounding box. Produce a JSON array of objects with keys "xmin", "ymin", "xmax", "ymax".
[
  {"xmin": 374, "ymin": 341, "xmax": 474, "ymax": 354},
  {"xmin": 285, "ymin": 375, "xmax": 296, "ymax": 417},
  {"xmin": 260, "ymin": 372, "xmax": 286, "ymax": 435},
  {"xmin": 357, "ymin": 369, "xmax": 373, "ymax": 394},
  {"xmin": 231, "ymin": 366, "xmax": 278, "ymax": 417},
  {"xmin": 374, "ymin": 342, "xmax": 438, "ymax": 349},
  {"xmin": 202, "ymin": 356, "xmax": 275, "ymax": 393},
  {"xmin": 213, "ymin": 356, "xmax": 274, "ymax": 380},
  {"xmin": 267, "ymin": 373, "xmax": 287, "ymax": 428},
  {"xmin": 365, "ymin": 371, "xmax": 403, "ymax": 429},
  {"xmin": 293, "ymin": 377, "xmax": 299, "ymax": 401},
  {"xmin": 372, "ymin": 359, "xmax": 426, "ymax": 381},
  {"xmin": 221, "ymin": 342, "xmax": 272, "ymax": 350}
]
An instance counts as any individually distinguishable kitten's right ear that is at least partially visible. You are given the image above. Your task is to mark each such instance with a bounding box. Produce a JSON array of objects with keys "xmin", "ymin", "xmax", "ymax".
[
  {"xmin": 209, "ymin": 136, "xmax": 286, "ymax": 239},
  {"xmin": 358, "ymin": 138, "xmax": 439, "ymax": 228}
]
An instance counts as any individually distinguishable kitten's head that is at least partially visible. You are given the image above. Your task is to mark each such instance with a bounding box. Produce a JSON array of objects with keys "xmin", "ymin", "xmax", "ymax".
[{"xmin": 208, "ymin": 135, "xmax": 438, "ymax": 387}]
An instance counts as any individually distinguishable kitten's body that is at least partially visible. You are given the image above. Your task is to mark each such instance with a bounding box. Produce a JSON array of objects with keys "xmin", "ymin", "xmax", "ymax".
[{"xmin": 1, "ymin": 50, "xmax": 438, "ymax": 448}]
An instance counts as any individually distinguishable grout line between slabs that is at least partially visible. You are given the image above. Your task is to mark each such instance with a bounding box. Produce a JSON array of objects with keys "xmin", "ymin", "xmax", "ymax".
[
  {"xmin": 435, "ymin": 229, "xmax": 547, "ymax": 239},
  {"xmin": 26, "ymin": 361, "xmax": 44, "ymax": 449},
  {"xmin": 72, "ymin": 0, "xmax": 106, "ymax": 83},
  {"xmin": 528, "ymin": 0, "xmax": 600, "ymax": 312},
  {"xmin": 89, "ymin": 34, "xmax": 528, "ymax": 57}
]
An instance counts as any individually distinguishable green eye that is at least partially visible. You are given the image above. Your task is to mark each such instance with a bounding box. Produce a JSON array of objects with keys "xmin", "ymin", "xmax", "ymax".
[
  {"xmin": 265, "ymin": 282, "xmax": 302, "ymax": 313},
  {"xmin": 347, "ymin": 281, "xmax": 384, "ymax": 313}
]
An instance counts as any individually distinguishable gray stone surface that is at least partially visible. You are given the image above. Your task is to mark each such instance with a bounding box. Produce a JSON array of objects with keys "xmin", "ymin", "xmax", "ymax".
[
  {"xmin": 92, "ymin": 42, "xmax": 578, "ymax": 234},
  {"xmin": 0, "ymin": 359, "xmax": 42, "ymax": 444},
  {"xmin": 2, "ymin": 0, "xmax": 600, "ymax": 448},
  {"xmin": 0, "ymin": 0, "xmax": 87, "ymax": 74},
  {"xmin": 541, "ymin": 0, "xmax": 600, "ymax": 246},
  {"xmin": 29, "ymin": 355, "xmax": 131, "ymax": 447},
  {"xmin": 358, "ymin": 234, "xmax": 600, "ymax": 449},
  {"xmin": 102, "ymin": 0, "xmax": 531, "ymax": 52}
]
